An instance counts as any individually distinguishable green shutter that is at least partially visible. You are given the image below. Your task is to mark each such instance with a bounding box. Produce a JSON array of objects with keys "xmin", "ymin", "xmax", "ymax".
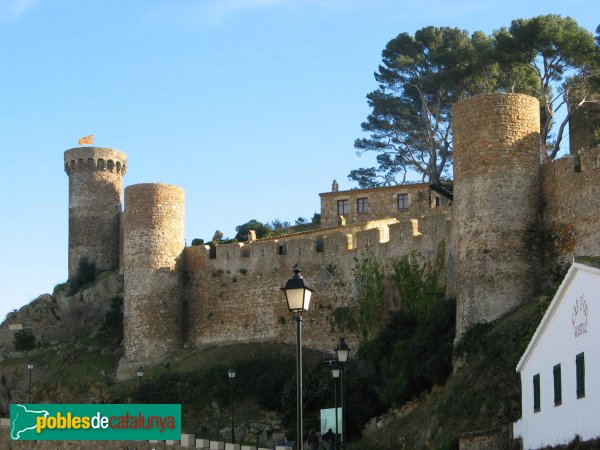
[
  {"xmin": 533, "ymin": 373, "xmax": 540, "ymax": 412},
  {"xmin": 553, "ymin": 364, "xmax": 562, "ymax": 406},
  {"xmin": 576, "ymin": 353, "xmax": 585, "ymax": 398}
]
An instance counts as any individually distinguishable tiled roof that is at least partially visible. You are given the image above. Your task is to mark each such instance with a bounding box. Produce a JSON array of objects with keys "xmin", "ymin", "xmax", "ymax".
[
  {"xmin": 574, "ymin": 256, "xmax": 600, "ymax": 269},
  {"xmin": 319, "ymin": 182, "xmax": 428, "ymax": 197}
]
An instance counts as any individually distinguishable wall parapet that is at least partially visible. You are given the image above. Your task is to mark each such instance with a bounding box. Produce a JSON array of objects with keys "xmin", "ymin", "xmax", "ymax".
[
  {"xmin": 541, "ymin": 146, "xmax": 600, "ymax": 179},
  {"xmin": 183, "ymin": 213, "xmax": 448, "ymax": 267},
  {"xmin": 64, "ymin": 147, "xmax": 127, "ymax": 176}
]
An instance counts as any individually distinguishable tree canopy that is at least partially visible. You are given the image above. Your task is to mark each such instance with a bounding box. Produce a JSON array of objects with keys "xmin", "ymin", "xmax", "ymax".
[
  {"xmin": 231, "ymin": 214, "xmax": 321, "ymax": 242},
  {"xmin": 495, "ymin": 14, "xmax": 598, "ymax": 159},
  {"xmin": 351, "ymin": 16, "xmax": 600, "ymax": 187},
  {"xmin": 352, "ymin": 26, "xmax": 490, "ymax": 187}
]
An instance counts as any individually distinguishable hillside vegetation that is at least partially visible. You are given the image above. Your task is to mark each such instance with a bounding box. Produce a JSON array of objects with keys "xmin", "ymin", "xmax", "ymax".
[{"xmin": 348, "ymin": 298, "xmax": 546, "ymax": 449}]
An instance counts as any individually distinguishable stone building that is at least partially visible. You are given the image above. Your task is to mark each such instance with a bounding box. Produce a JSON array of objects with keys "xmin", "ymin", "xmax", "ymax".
[
  {"xmin": 319, "ymin": 182, "xmax": 452, "ymax": 228},
  {"xmin": 62, "ymin": 93, "xmax": 600, "ymax": 379}
]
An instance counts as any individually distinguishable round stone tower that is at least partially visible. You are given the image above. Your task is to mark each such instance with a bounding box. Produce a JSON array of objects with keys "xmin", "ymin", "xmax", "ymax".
[
  {"xmin": 64, "ymin": 147, "xmax": 127, "ymax": 279},
  {"xmin": 117, "ymin": 183, "xmax": 185, "ymax": 380},
  {"xmin": 452, "ymin": 93, "xmax": 541, "ymax": 338}
]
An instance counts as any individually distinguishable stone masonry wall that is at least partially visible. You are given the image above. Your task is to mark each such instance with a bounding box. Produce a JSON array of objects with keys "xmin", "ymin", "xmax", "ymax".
[
  {"xmin": 569, "ymin": 97, "xmax": 600, "ymax": 154},
  {"xmin": 118, "ymin": 183, "xmax": 185, "ymax": 380},
  {"xmin": 452, "ymin": 93, "xmax": 541, "ymax": 338},
  {"xmin": 542, "ymin": 147, "xmax": 600, "ymax": 263},
  {"xmin": 458, "ymin": 427, "xmax": 510, "ymax": 450},
  {"xmin": 320, "ymin": 183, "xmax": 450, "ymax": 228},
  {"xmin": 183, "ymin": 212, "xmax": 451, "ymax": 354},
  {"xmin": 64, "ymin": 147, "xmax": 127, "ymax": 279}
]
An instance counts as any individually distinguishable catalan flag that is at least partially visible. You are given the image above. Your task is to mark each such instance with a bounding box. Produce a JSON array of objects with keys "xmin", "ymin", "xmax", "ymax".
[{"xmin": 78, "ymin": 134, "xmax": 94, "ymax": 146}]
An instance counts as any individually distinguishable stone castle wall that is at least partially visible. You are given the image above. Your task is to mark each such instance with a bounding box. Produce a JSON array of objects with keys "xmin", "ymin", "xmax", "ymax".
[
  {"xmin": 569, "ymin": 97, "xmax": 600, "ymax": 153},
  {"xmin": 183, "ymin": 212, "xmax": 451, "ymax": 353},
  {"xmin": 452, "ymin": 93, "xmax": 541, "ymax": 337},
  {"xmin": 541, "ymin": 147, "xmax": 600, "ymax": 263},
  {"xmin": 118, "ymin": 183, "xmax": 185, "ymax": 380},
  {"xmin": 59, "ymin": 93, "xmax": 600, "ymax": 375},
  {"xmin": 64, "ymin": 147, "xmax": 127, "ymax": 279}
]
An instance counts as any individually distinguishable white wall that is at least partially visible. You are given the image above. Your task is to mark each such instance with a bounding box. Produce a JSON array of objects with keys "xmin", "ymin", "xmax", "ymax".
[{"xmin": 518, "ymin": 266, "xmax": 600, "ymax": 449}]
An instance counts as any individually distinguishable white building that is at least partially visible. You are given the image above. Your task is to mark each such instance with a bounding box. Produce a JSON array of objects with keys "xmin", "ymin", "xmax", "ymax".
[{"xmin": 513, "ymin": 259, "xmax": 600, "ymax": 449}]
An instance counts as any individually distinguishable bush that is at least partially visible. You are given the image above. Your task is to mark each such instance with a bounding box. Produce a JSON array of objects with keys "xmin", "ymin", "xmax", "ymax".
[
  {"xmin": 356, "ymin": 299, "xmax": 455, "ymax": 407},
  {"xmin": 68, "ymin": 257, "xmax": 98, "ymax": 295},
  {"xmin": 14, "ymin": 329, "xmax": 36, "ymax": 351},
  {"xmin": 97, "ymin": 297, "xmax": 123, "ymax": 344}
]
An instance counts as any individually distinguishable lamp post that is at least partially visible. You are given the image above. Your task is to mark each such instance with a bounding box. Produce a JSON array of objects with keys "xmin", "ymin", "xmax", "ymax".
[
  {"xmin": 27, "ymin": 361, "xmax": 33, "ymax": 404},
  {"xmin": 281, "ymin": 266, "xmax": 314, "ymax": 450},
  {"xmin": 137, "ymin": 366, "xmax": 144, "ymax": 403},
  {"xmin": 331, "ymin": 363, "xmax": 340, "ymax": 450},
  {"xmin": 228, "ymin": 368, "xmax": 236, "ymax": 444},
  {"xmin": 335, "ymin": 338, "xmax": 351, "ymax": 450}
]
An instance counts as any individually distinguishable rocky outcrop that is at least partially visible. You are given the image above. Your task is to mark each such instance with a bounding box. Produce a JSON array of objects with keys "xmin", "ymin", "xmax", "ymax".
[{"xmin": 0, "ymin": 272, "xmax": 123, "ymax": 351}]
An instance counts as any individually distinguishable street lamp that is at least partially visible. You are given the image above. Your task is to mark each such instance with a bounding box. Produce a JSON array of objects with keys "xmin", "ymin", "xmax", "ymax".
[
  {"xmin": 335, "ymin": 338, "xmax": 351, "ymax": 450},
  {"xmin": 331, "ymin": 362, "xmax": 340, "ymax": 450},
  {"xmin": 281, "ymin": 266, "xmax": 314, "ymax": 450},
  {"xmin": 27, "ymin": 361, "xmax": 33, "ymax": 404},
  {"xmin": 137, "ymin": 366, "xmax": 144, "ymax": 403},
  {"xmin": 228, "ymin": 368, "xmax": 236, "ymax": 444}
]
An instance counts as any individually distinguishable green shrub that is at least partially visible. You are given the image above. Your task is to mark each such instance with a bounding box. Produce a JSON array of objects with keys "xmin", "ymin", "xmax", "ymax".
[
  {"xmin": 14, "ymin": 329, "xmax": 36, "ymax": 351},
  {"xmin": 365, "ymin": 299, "xmax": 456, "ymax": 406},
  {"xmin": 97, "ymin": 297, "xmax": 123, "ymax": 343},
  {"xmin": 68, "ymin": 257, "xmax": 98, "ymax": 295},
  {"xmin": 391, "ymin": 242, "xmax": 446, "ymax": 319}
]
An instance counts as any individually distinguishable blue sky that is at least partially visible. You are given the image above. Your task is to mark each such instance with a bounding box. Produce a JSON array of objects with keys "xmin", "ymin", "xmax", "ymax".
[{"xmin": 0, "ymin": 0, "xmax": 597, "ymax": 319}]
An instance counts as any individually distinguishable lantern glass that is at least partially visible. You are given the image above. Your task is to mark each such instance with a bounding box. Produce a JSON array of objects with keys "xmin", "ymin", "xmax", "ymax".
[
  {"xmin": 27, "ymin": 362, "xmax": 34, "ymax": 370},
  {"xmin": 282, "ymin": 267, "xmax": 314, "ymax": 313},
  {"xmin": 335, "ymin": 338, "xmax": 351, "ymax": 363},
  {"xmin": 336, "ymin": 348, "xmax": 349, "ymax": 363},
  {"xmin": 331, "ymin": 368, "xmax": 340, "ymax": 378},
  {"xmin": 137, "ymin": 367, "xmax": 144, "ymax": 378},
  {"xmin": 284, "ymin": 287, "xmax": 312, "ymax": 312},
  {"xmin": 228, "ymin": 368, "xmax": 236, "ymax": 379}
]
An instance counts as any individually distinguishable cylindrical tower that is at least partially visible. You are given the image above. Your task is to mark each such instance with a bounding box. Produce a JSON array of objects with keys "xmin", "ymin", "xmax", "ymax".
[
  {"xmin": 64, "ymin": 147, "xmax": 127, "ymax": 279},
  {"xmin": 452, "ymin": 93, "xmax": 540, "ymax": 338},
  {"xmin": 118, "ymin": 183, "xmax": 185, "ymax": 379}
]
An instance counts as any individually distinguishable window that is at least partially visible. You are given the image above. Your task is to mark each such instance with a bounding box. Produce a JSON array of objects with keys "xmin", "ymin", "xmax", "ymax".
[
  {"xmin": 357, "ymin": 197, "xmax": 368, "ymax": 214},
  {"xmin": 337, "ymin": 199, "xmax": 349, "ymax": 215},
  {"xmin": 576, "ymin": 353, "xmax": 585, "ymax": 398},
  {"xmin": 397, "ymin": 193, "xmax": 409, "ymax": 210},
  {"xmin": 533, "ymin": 373, "xmax": 540, "ymax": 412},
  {"xmin": 553, "ymin": 364, "xmax": 562, "ymax": 406},
  {"xmin": 316, "ymin": 236, "xmax": 324, "ymax": 253},
  {"xmin": 435, "ymin": 196, "xmax": 440, "ymax": 207},
  {"xmin": 278, "ymin": 243, "xmax": 287, "ymax": 255}
]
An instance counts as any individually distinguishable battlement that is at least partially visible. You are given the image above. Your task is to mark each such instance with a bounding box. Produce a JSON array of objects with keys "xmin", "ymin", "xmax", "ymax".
[
  {"xmin": 542, "ymin": 146, "xmax": 600, "ymax": 178},
  {"xmin": 64, "ymin": 147, "xmax": 127, "ymax": 176},
  {"xmin": 541, "ymin": 146, "xmax": 600, "ymax": 263},
  {"xmin": 183, "ymin": 212, "xmax": 448, "ymax": 270}
]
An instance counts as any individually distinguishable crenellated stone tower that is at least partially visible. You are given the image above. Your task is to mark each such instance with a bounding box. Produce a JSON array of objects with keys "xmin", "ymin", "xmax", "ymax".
[
  {"xmin": 116, "ymin": 183, "xmax": 185, "ymax": 380},
  {"xmin": 452, "ymin": 93, "xmax": 541, "ymax": 338},
  {"xmin": 64, "ymin": 147, "xmax": 127, "ymax": 279}
]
